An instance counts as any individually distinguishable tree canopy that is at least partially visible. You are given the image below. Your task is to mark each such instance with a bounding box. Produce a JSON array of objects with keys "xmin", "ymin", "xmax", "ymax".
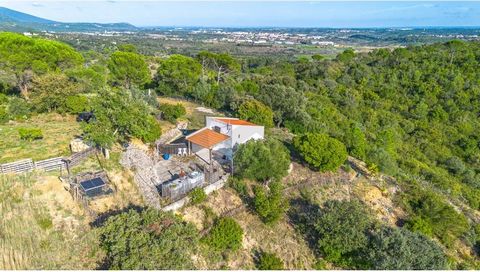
[
  {"xmin": 293, "ymin": 133, "xmax": 347, "ymax": 172},
  {"xmin": 82, "ymin": 88, "xmax": 161, "ymax": 147},
  {"xmin": 237, "ymin": 99, "xmax": 274, "ymax": 128},
  {"xmin": 98, "ymin": 208, "xmax": 199, "ymax": 270},
  {"xmin": 234, "ymin": 138, "xmax": 291, "ymax": 182},
  {"xmin": 156, "ymin": 54, "xmax": 202, "ymax": 95},
  {"xmin": 107, "ymin": 51, "xmax": 150, "ymax": 88},
  {"xmin": 0, "ymin": 32, "xmax": 83, "ymax": 98}
]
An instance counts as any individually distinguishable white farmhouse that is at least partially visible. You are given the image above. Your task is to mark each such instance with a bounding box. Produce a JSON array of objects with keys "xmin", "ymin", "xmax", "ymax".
[{"xmin": 186, "ymin": 117, "xmax": 264, "ymax": 163}]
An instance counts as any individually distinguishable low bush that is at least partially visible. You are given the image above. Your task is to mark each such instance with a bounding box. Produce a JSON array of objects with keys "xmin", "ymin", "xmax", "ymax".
[
  {"xmin": 203, "ymin": 217, "xmax": 243, "ymax": 252},
  {"xmin": 65, "ymin": 95, "xmax": 89, "ymax": 114},
  {"xmin": 0, "ymin": 93, "xmax": 8, "ymax": 104},
  {"xmin": 159, "ymin": 103, "xmax": 186, "ymax": 123},
  {"xmin": 189, "ymin": 187, "xmax": 207, "ymax": 205},
  {"xmin": 293, "ymin": 199, "xmax": 372, "ymax": 267},
  {"xmin": 99, "ymin": 208, "xmax": 199, "ymax": 269},
  {"xmin": 365, "ymin": 227, "xmax": 448, "ymax": 269},
  {"xmin": 35, "ymin": 214, "xmax": 53, "ymax": 231},
  {"xmin": 0, "ymin": 106, "xmax": 9, "ymax": 124},
  {"xmin": 8, "ymin": 97, "xmax": 31, "ymax": 119},
  {"xmin": 229, "ymin": 177, "xmax": 248, "ymax": 197},
  {"xmin": 18, "ymin": 128, "xmax": 43, "ymax": 141},
  {"xmin": 253, "ymin": 181, "xmax": 288, "ymax": 224},
  {"xmin": 256, "ymin": 251, "xmax": 284, "ymax": 270},
  {"xmin": 400, "ymin": 188, "xmax": 469, "ymax": 246}
]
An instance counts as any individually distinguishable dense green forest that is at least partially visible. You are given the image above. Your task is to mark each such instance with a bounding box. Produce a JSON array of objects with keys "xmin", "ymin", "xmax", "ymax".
[{"xmin": 1, "ymin": 31, "xmax": 479, "ymax": 269}]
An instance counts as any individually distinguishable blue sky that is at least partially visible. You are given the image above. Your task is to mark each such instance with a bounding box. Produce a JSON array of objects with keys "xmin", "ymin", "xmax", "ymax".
[{"xmin": 0, "ymin": 1, "xmax": 479, "ymax": 27}]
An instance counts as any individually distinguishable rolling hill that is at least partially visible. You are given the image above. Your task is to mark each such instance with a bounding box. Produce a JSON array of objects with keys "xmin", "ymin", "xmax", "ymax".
[{"xmin": 0, "ymin": 7, "xmax": 137, "ymax": 32}]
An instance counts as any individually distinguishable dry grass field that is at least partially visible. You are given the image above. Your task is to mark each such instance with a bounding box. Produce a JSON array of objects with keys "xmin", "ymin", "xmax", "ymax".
[
  {"xmin": 157, "ymin": 97, "xmax": 223, "ymax": 129},
  {"xmin": 0, "ymin": 174, "xmax": 101, "ymax": 269},
  {"xmin": 0, "ymin": 113, "xmax": 81, "ymax": 163}
]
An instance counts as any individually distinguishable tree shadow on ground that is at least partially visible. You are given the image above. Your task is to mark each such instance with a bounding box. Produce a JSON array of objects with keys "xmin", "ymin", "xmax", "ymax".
[
  {"xmin": 89, "ymin": 204, "xmax": 145, "ymax": 228},
  {"xmin": 287, "ymin": 197, "xmax": 321, "ymax": 256}
]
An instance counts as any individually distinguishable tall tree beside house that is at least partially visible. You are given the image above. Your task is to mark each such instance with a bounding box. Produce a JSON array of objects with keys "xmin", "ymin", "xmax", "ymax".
[
  {"xmin": 107, "ymin": 51, "xmax": 150, "ymax": 89},
  {"xmin": 82, "ymin": 88, "xmax": 161, "ymax": 148},
  {"xmin": 258, "ymin": 84, "xmax": 307, "ymax": 127},
  {"xmin": 234, "ymin": 138, "xmax": 290, "ymax": 182},
  {"xmin": 0, "ymin": 32, "xmax": 83, "ymax": 99},
  {"xmin": 237, "ymin": 99, "xmax": 274, "ymax": 128}
]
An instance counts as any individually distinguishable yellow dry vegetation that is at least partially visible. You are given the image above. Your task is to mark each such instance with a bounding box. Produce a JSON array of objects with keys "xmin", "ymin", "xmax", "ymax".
[
  {"xmin": 157, "ymin": 96, "xmax": 223, "ymax": 129},
  {"xmin": 180, "ymin": 187, "xmax": 316, "ymax": 270},
  {"xmin": 0, "ymin": 113, "xmax": 80, "ymax": 163},
  {"xmin": 0, "ymin": 174, "xmax": 102, "ymax": 270}
]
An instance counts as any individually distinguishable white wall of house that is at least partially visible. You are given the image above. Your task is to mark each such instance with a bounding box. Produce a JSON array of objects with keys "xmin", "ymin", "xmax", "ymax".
[
  {"xmin": 206, "ymin": 117, "xmax": 232, "ymax": 136},
  {"xmin": 231, "ymin": 125, "xmax": 264, "ymax": 147},
  {"xmin": 205, "ymin": 116, "xmax": 264, "ymax": 149}
]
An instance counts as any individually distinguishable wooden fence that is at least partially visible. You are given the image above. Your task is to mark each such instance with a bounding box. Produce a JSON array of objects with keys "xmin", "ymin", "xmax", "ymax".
[
  {"xmin": 0, "ymin": 159, "xmax": 35, "ymax": 174},
  {"xmin": 35, "ymin": 157, "xmax": 65, "ymax": 172},
  {"xmin": 0, "ymin": 147, "xmax": 98, "ymax": 175},
  {"xmin": 65, "ymin": 147, "xmax": 97, "ymax": 167}
]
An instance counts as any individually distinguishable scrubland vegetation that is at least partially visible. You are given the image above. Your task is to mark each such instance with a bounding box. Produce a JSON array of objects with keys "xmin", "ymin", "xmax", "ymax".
[{"xmin": 0, "ymin": 30, "xmax": 480, "ymax": 269}]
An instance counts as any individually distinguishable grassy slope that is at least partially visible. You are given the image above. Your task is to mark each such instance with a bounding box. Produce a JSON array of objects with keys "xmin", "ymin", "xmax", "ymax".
[
  {"xmin": 157, "ymin": 96, "xmax": 224, "ymax": 130},
  {"xmin": 0, "ymin": 113, "xmax": 81, "ymax": 163},
  {"xmin": 0, "ymin": 174, "xmax": 101, "ymax": 269}
]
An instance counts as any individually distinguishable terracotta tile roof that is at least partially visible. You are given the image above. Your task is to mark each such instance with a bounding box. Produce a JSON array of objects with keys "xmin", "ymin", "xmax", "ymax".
[
  {"xmin": 186, "ymin": 128, "xmax": 230, "ymax": 149},
  {"xmin": 215, "ymin": 118, "xmax": 257, "ymax": 126}
]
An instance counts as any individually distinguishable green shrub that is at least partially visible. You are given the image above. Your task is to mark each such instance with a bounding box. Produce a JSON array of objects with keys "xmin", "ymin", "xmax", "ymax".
[
  {"xmin": 35, "ymin": 214, "xmax": 53, "ymax": 231},
  {"xmin": 0, "ymin": 106, "xmax": 9, "ymax": 124},
  {"xmin": 65, "ymin": 94, "xmax": 89, "ymax": 114},
  {"xmin": 189, "ymin": 187, "xmax": 207, "ymax": 205},
  {"xmin": 253, "ymin": 181, "xmax": 288, "ymax": 224},
  {"xmin": 18, "ymin": 128, "xmax": 43, "ymax": 141},
  {"xmin": 159, "ymin": 103, "xmax": 186, "ymax": 123},
  {"xmin": 313, "ymin": 259, "xmax": 329, "ymax": 270},
  {"xmin": 229, "ymin": 177, "xmax": 248, "ymax": 197},
  {"xmin": 234, "ymin": 138, "xmax": 290, "ymax": 182},
  {"xmin": 401, "ymin": 189, "xmax": 469, "ymax": 246},
  {"xmin": 237, "ymin": 99, "xmax": 274, "ymax": 127},
  {"xmin": 99, "ymin": 208, "xmax": 199, "ymax": 269},
  {"xmin": 0, "ymin": 93, "xmax": 8, "ymax": 104},
  {"xmin": 256, "ymin": 251, "xmax": 284, "ymax": 270},
  {"xmin": 365, "ymin": 227, "xmax": 448, "ymax": 269},
  {"xmin": 299, "ymin": 200, "xmax": 373, "ymax": 266},
  {"xmin": 293, "ymin": 133, "xmax": 347, "ymax": 172},
  {"xmin": 203, "ymin": 217, "xmax": 243, "ymax": 252},
  {"xmin": 8, "ymin": 97, "xmax": 31, "ymax": 119}
]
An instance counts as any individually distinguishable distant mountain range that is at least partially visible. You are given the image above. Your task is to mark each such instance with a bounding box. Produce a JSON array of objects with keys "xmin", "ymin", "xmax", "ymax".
[{"xmin": 0, "ymin": 7, "xmax": 138, "ymax": 32}]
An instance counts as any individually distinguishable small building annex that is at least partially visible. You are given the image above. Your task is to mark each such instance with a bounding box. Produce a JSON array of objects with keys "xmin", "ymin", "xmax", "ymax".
[{"xmin": 186, "ymin": 117, "xmax": 264, "ymax": 163}]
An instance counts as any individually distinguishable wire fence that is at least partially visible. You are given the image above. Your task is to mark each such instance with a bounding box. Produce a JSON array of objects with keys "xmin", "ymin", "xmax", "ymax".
[{"xmin": 0, "ymin": 147, "xmax": 98, "ymax": 175}]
